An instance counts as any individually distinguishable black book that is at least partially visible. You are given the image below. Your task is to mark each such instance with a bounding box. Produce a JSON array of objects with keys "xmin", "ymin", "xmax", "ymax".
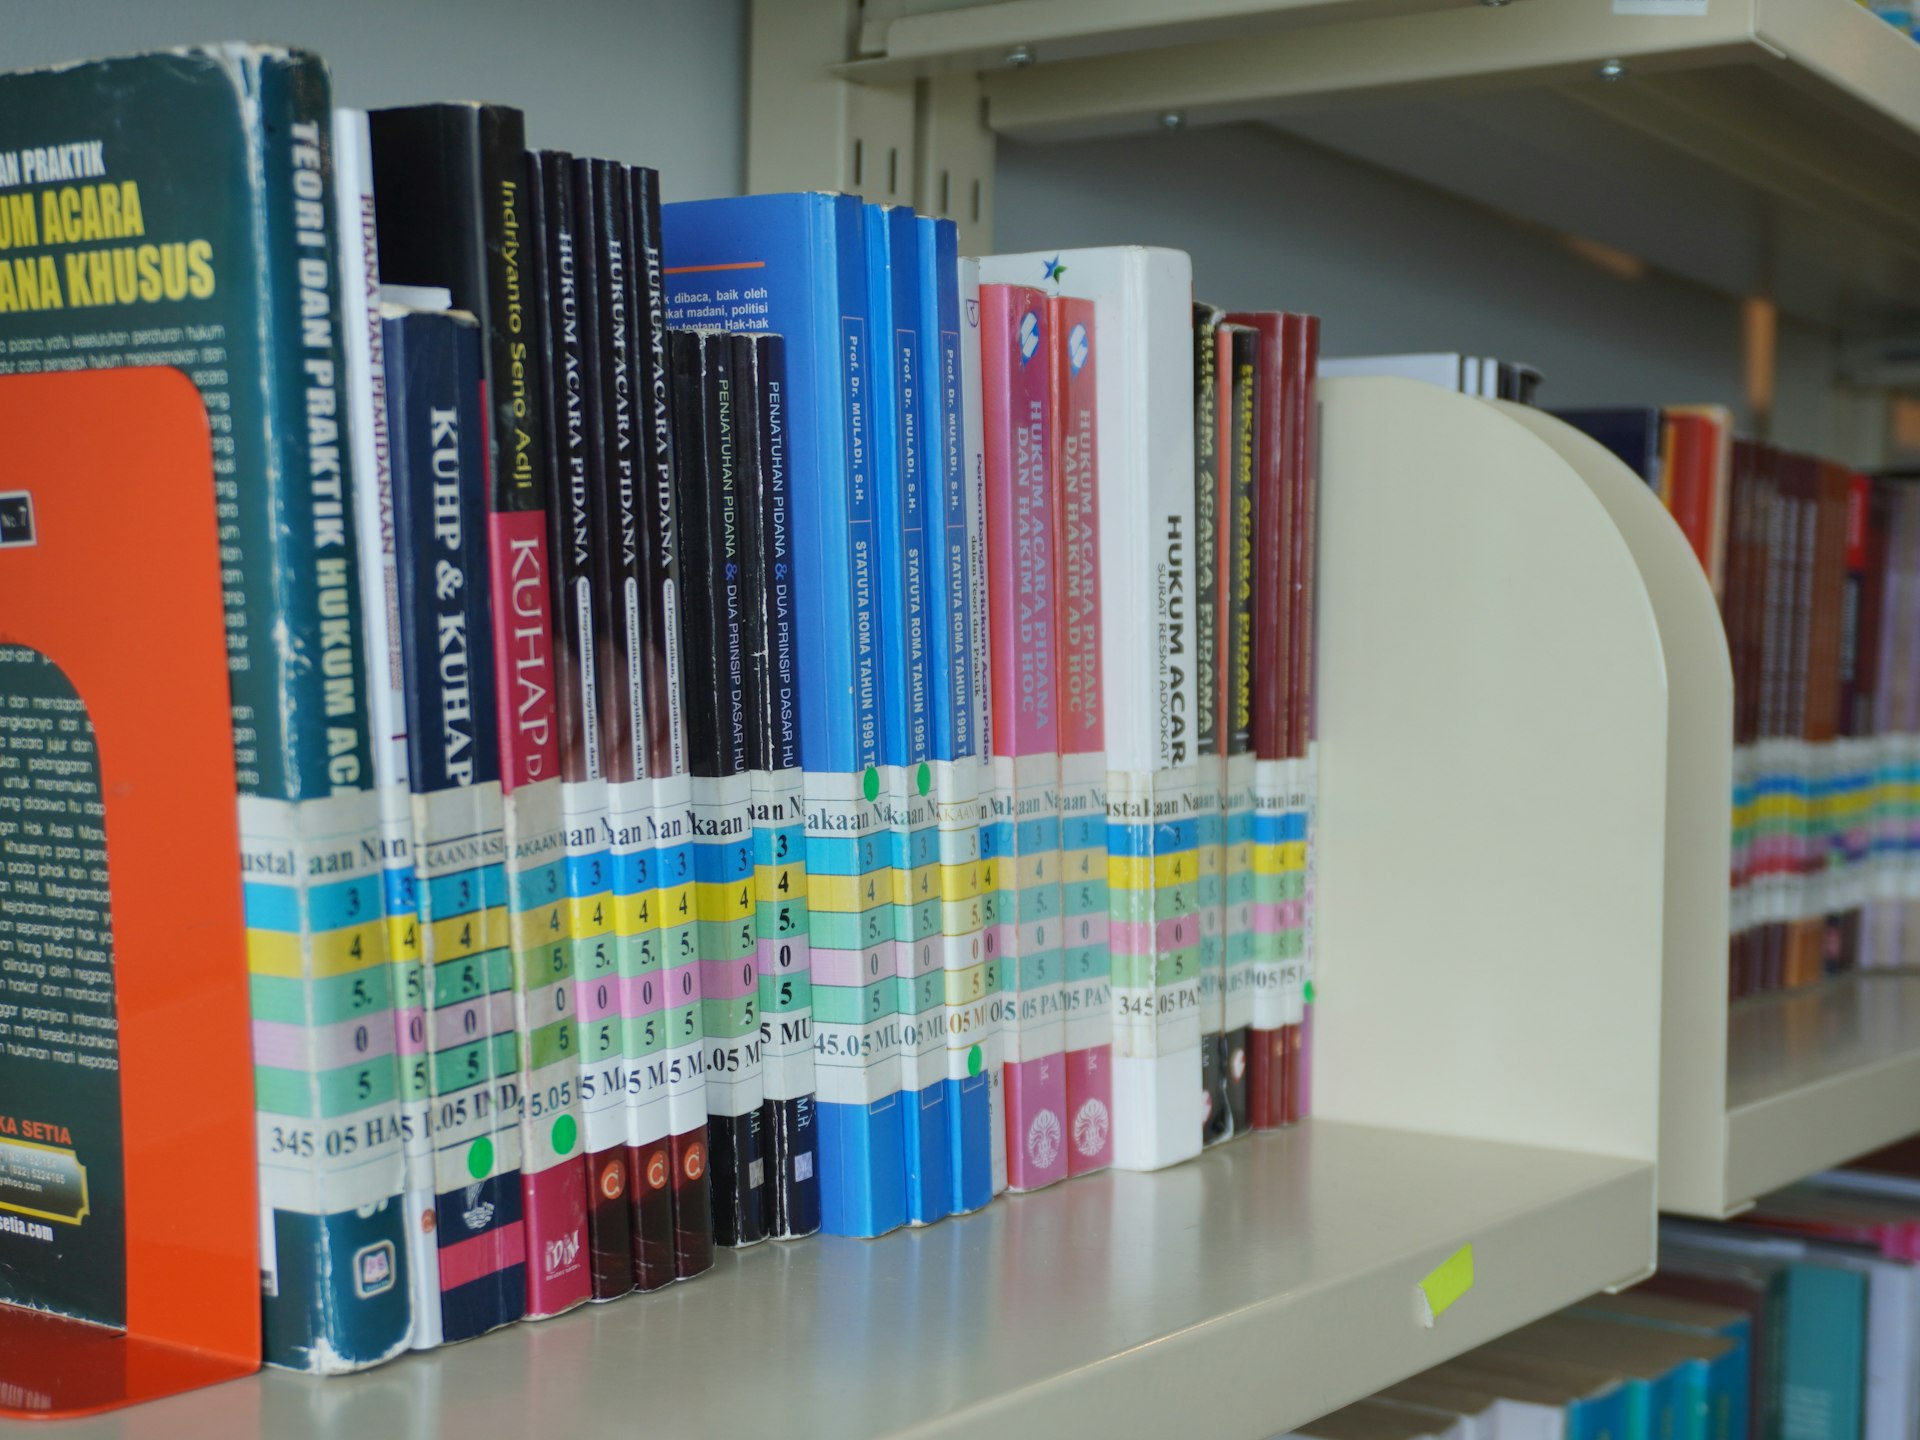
[
  {"xmin": 699, "ymin": 331, "xmax": 773, "ymax": 1249},
  {"xmin": 580, "ymin": 156, "xmax": 678, "ymax": 1293},
  {"xmin": 1221, "ymin": 324, "xmax": 1260, "ymax": 1139},
  {"xmin": 536, "ymin": 149, "xmax": 637, "ymax": 1302},
  {"xmin": 739, "ymin": 333, "xmax": 821, "ymax": 1240},
  {"xmin": 1192, "ymin": 304, "xmax": 1232, "ymax": 1148},
  {"xmin": 667, "ymin": 329, "xmax": 730, "ymax": 1280}
]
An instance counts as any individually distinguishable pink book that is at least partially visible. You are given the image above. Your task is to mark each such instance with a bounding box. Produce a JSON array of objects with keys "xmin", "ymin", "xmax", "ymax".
[
  {"xmin": 982, "ymin": 285, "xmax": 1069, "ymax": 1192},
  {"xmin": 1050, "ymin": 295, "xmax": 1112, "ymax": 1176}
]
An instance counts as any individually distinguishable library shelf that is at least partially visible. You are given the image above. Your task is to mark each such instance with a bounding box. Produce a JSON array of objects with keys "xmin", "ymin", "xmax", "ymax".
[
  {"xmin": 2, "ymin": 380, "xmax": 1670, "ymax": 1437},
  {"xmin": 26, "ymin": 1124, "xmax": 1652, "ymax": 1440},
  {"xmin": 1500, "ymin": 402, "xmax": 1920, "ymax": 1219},
  {"xmin": 1724, "ymin": 974, "xmax": 1920, "ymax": 1209},
  {"xmin": 849, "ymin": 0, "xmax": 1920, "ymax": 331}
]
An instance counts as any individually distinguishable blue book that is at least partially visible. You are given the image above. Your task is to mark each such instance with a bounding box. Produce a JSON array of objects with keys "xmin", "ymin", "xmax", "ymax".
[
  {"xmin": 1779, "ymin": 1261, "xmax": 1866, "ymax": 1440},
  {"xmin": 1554, "ymin": 407, "xmax": 1664, "ymax": 487},
  {"xmin": 919, "ymin": 215, "xmax": 992, "ymax": 1214},
  {"xmin": 1573, "ymin": 1294, "xmax": 1752, "ymax": 1440},
  {"xmin": 661, "ymin": 194, "xmax": 906, "ymax": 1238},
  {"xmin": 867, "ymin": 202, "xmax": 951, "ymax": 1227},
  {"xmin": 385, "ymin": 304, "xmax": 526, "ymax": 1342}
]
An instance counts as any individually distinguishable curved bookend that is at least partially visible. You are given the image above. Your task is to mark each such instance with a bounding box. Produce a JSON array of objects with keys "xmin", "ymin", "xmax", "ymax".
[
  {"xmin": 1493, "ymin": 402, "xmax": 1738, "ymax": 1217},
  {"xmin": 0, "ymin": 369, "xmax": 259, "ymax": 1415},
  {"xmin": 1312, "ymin": 377, "xmax": 1666, "ymax": 1173}
]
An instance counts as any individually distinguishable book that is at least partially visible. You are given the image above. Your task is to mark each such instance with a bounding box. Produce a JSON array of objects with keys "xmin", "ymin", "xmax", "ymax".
[
  {"xmin": 370, "ymin": 102, "xmax": 579, "ymax": 1318},
  {"xmin": 385, "ymin": 301, "xmax": 524, "ymax": 1344},
  {"xmin": 1219, "ymin": 323, "xmax": 1259, "ymax": 1137},
  {"xmin": 666, "ymin": 328, "xmax": 737, "ymax": 1279},
  {"xmin": 337, "ymin": 106, "xmax": 439, "ymax": 1348},
  {"xmin": 920, "ymin": 217, "xmax": 994, "ymax": 1215},
  {"xmin": 1192, "ymin": 302, "xmax": 1231, "ymax": 1148},
  {"xmin": 981, "ymin": 283, "xmax": 1068, "ymax": 1193},
  {"xmin": 733, "ymin": 330, "xmax": 822, "ymax": 1241},
  {"xmin": 1555, "ymin": 408, "xmax": 1665, "ymax": 487},
  {"xmin": 708, "ymin": 331, "xmax": 774, "ymax": 1249},
  {"xmin": 0, "ymin": 46, "xmax": 412, "ymax": 1371},
  {"xmin": 959, "ymin": 255, "xmax": 1011, "ymax": 1200},
  {"xmin": 866, "ymin": 202, "xmax": 952, "ymax": 1225},
  {"xmin": 1226, "ymin": 309, "xmax": 1298, "ymax": 1132},
  {"xmin": 1052, "ymin": 294, "xmax": 1113, "ymax": 1176},
  {"xmin": 983, "ymin": 246, "xmax": 1202, "ymax": 1173},
  {"xmin": 662, "ymin": 192, "xmax": 904, "ymax": 1238},
  {"xmin": 533, "ymin": 149, "xmax": 632, "ymax": 1300}
]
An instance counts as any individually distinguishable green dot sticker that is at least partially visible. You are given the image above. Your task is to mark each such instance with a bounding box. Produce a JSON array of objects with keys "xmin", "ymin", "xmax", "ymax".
[
  {"xmin": 917, "ymin": 761, "xmax": 931, "ymax": 796},
  {"xmin": 1304, "ymin": 980, "xmax": 1316, "ymax": 1004},
  {"xmin": 466, "ymin": 1136, "xmax": 494, "ymax": 1180},
  {"xmin": 551, "ymin": 1113, "xmax": 578, "ymax": 1156},
  {"xmin": 967, "ymin": 1044, "xmax": 984, "ymax": 1077},
  {"xmin": 863, "ymin": 765, "xmax": 880, "ymax": 803}
]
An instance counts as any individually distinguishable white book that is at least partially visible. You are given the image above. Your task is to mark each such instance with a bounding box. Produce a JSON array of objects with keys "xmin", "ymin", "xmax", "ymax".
[{"xmin": 977, "ymin": 246, "xmax": 1201, "ymax": 1172}]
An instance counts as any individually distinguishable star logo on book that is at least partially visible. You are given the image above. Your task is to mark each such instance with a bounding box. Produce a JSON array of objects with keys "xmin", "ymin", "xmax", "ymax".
[{"xmin": 1042, "ymin": 255, "xmax": 1066, "ymax": 283}]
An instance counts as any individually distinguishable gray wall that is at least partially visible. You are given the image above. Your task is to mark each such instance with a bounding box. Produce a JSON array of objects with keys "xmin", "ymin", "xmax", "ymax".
[
  {"xmin": 6, "ymin": 2, "xmax": 1837, "ymax": 447},
  {"xmin": 2, "ymin": 0, "xmax": 748, "ymax": 203},
  {"xmin": 995, "ymin": 125, "xmax": 1841, "ymax": 452}
]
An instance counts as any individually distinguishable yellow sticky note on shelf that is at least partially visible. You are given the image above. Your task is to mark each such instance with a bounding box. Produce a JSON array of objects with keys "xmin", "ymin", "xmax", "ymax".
[{"xmin": 1414, "ymin": 1244, "xmax": 1474, "ymax": 1328}]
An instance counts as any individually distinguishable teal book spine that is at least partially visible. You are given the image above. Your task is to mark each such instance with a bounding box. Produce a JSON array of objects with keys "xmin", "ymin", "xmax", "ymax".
[
  {"xmin": 0, "ymin": 47, "xmax": 408, "ymax": 1370},
  {"xmin": 1781, "ymin": 1264, "xmax": 1866, "ymax": 1440},
  {"xmin": 0, "ymin": 42, "xmax": 413, "ymax": 1374}
]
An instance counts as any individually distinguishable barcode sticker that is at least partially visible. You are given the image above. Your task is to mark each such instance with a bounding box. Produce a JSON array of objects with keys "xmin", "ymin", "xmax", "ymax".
[{"xmin": 1613, "ymin": 0, "xmax": 1708, "ymax": 13}]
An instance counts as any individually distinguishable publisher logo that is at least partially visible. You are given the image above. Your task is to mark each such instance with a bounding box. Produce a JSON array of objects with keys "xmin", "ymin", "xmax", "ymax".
[
  {"xmin": 599, "ymin": 1160, "xmax": 625, "ymax": 1201},
  {"xmin": 1068, "ymin": 323, "xmax": 1089, "ymax": 375},
  {"xmin": 544, "ymin": 1231, "xmax": 582, "ymax": 1278},
  {"xmin": 1073, "ymin": 1098, "xmax": 1109, "ymax": 1158},
  {"xmin": 1017, "ymin": 311, "xmax": 1040, "ymax": 365},
  {"xmin": 353, "ymin": 1240, "xmax": 396, "ymax": 1299},
  {"xmin": 1026, "ymin": 1108, "xmax": 1062, "ymax": 1170},
  {"xmin": 0, "ymin": 493, "xmax": 34, "ymax": 549},
  {"xmin": 647, "ymin": 1150, "xmax": 669, "ymax": 1190},
  {"xmin": 683, "ymin": 1142, "xmax": 706, "ymax": 1183}
]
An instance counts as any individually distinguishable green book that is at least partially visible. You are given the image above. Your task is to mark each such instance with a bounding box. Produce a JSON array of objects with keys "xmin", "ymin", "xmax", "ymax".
[{"xmin": 0, "ymin": 46, "xmax": 410, "ymax": 1371}]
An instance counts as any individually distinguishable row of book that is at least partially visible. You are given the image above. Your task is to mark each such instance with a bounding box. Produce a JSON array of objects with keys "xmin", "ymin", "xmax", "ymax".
[
  {"xmin": 0, "ymin": 47, "xmax": 1323, "ymax": 1372},
  {"xmin": 1559, "ymin": 408, "xmax": 1920, "ymax": 998},
  {"xmin": 1290, "ymin": 1168, "xmax": 1920, "ymax": 1440}
]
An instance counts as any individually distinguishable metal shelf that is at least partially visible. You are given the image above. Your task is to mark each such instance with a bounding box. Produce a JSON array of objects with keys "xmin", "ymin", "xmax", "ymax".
[
  {"xmin": 23, "ymin": 1123, "xmax": 1653, "ymax": 1440},
  {"xmin": 1724, "ymin": 973, "xmax": 1920, "ymax": 1206},
  {"xmin": 846, "ymin": 0, "xmax": 1920, "ymax": 332}
]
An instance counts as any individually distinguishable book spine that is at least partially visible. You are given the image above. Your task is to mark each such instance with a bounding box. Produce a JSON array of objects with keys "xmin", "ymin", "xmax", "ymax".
[
  {"xmin": 867, "ymin": 205, "xmax": 950, "ymax": 1226},
  {"xmin": 1233, "ymin": 310, "xmax": 1294, "ymax": 1131},
  {"xmin": 813, "ymin": 198, "xmax": 907, "ymax": 1240},
  {"xmin": 553, "ymin": 158, "xmax": 637, "ymax": 1299},
  {"xmin": 1220, "ymin": 325, "xmax": 1258, "ymax": 1137},
  {"xmin": 1288, "ymin": 314, "xmax": 1320, "ymax": 1117},
  {"xmin": 958, "ymin": 257, "xmax": 1009, "ymax": 1198},
  {"xmin": 924, "ymin": 221, "xmax": 992, "ymax": 1215},
  {"xmin": 248, "ymin": 65, "xmax": 411, "ymax": 1372},
  {"xmin": 530, "ymin": 149, "xmax": 611, "ymax": 1305},
  {"xmin": 668, "ymin": 330, "xmax": 731, "ymax": 1278},
  {"xmin": 1190, "ymin": 303, "xmax": 1229, "ymax": 1149},
  {"xmin": 708, "ymin": 333, "xmax": 771, "ymax": 1249},
  {"xmin": 337, "ymin": 106, "xmax": 438, "ymax": 1346},
  {"xmin": 507, "ymin": 150, "xmax": 590, "ymax": 1321},
  {"xmin": 468, "ymin": 133, "xmax": 575, "ymax": 1321},
  {"xmin": 745, "ymin": 333, "xmax": 821, "ymax": 1239},
  {"xmin": 982, "ymin": 284, "xmax": 1068, "ymax": 1192},
  {"xmin": 387, "ymin": 309, "xmax": 523, "ymax": 1345},
  {"xmin": 1052, "ymin": 296, "xmax": 1113, "ymax": 1175}
]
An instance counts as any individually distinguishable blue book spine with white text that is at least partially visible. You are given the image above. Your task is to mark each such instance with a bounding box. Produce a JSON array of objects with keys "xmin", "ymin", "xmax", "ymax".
[
  {"xmin": 385, "ymin": 306, "xmax": 526, "ymax": 1343},
  {"xmin": 868, "ymin": 202, "xmax": 951, "ymax": 1226},
  {"xmin": 661, "ymin": 193, "xmax": 905, "ymax": 1238},
  {"xmin": 918, "ymin": 215, "xmax": 991, "ymax": 1214}
]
